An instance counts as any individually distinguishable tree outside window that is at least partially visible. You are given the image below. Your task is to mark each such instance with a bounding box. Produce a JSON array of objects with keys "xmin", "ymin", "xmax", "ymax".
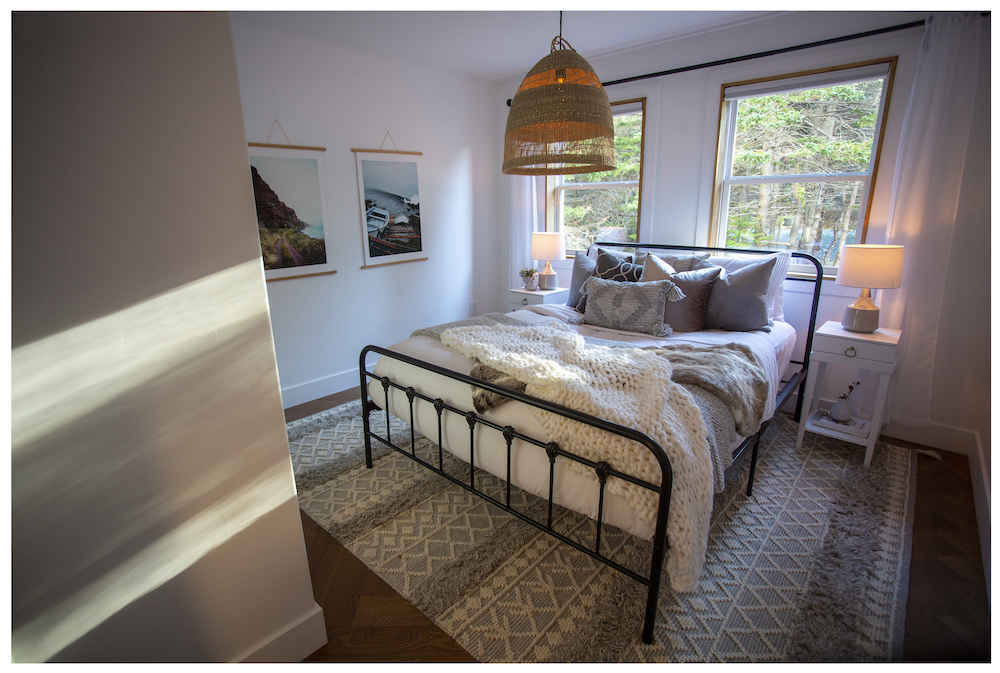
[
  {"xmin": 548, "ymin": 99, "xmax": 645, "ymax": 252},
  {"xmin": 713, "ymin": 61, "xmax": 895, "ymax": 270}
]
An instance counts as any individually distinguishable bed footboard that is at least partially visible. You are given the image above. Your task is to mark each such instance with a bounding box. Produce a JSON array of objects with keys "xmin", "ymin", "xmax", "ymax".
[{"xmin": 360, "ymin": 344, "xmax": 672, "ymax": 644}]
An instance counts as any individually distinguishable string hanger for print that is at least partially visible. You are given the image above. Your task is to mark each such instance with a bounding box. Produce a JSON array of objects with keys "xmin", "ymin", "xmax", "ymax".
[
  {"xmin": 351, "ymin": 131, "xmax": 422, "ymax": 156},
  {"xmin": 248, "ymin": 119, "xmax": 326, "ymax": 152}
]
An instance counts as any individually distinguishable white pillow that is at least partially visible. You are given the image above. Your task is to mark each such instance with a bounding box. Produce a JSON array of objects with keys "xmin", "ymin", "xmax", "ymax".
[{"xmin": 706, "ymin": 251, "xmax": 791, "ymax": 322}]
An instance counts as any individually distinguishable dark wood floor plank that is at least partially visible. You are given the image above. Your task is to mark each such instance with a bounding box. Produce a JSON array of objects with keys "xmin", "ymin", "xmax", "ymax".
[{"xmin": 289, "ymin": 391, "xmax": 989, "ymax": 662}]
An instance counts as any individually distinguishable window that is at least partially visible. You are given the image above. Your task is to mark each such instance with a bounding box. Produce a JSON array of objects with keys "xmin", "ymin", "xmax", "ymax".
[
  {"xmin": 547, "ymin": 98, "xmax": 645, "ymax": 252},
  {"xmin": 711, "ymin": 60, "xmax": 895, "ymax": 271}
]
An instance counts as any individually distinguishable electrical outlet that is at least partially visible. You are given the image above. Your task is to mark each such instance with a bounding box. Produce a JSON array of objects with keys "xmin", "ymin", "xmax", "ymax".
[{"xmin": 469, "ymin": 301, "xmax": 477, "ymax": 317}]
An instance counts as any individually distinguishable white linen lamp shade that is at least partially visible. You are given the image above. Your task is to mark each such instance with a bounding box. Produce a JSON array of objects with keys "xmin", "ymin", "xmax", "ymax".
[
  {"xmin": 530, "ymin": 231, "xmax": 565, "ymax": 290},
  {"xmin": 835, "ymin": 244, "xmax": 904, "ymax": 332}
]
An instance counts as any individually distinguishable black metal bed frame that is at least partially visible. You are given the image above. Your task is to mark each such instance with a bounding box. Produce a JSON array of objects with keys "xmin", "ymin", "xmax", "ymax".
[{"xmin": 359, "ymin": 244, "xmax": 822, "ymax": 644}]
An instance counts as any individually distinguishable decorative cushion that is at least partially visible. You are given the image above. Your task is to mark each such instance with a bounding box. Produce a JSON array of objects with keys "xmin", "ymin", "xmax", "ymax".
[
  {"xmin": 595, "ymin": 249, "xmax": 643, "ymax": 282},
  {"xmin": 586, "ymin": 244, "xmax": 632, "ymax": 262},
  {"xmin": 707, "ymin": 251, "xmax": 791, "ymax": 321},
  {"xmin": 566, "ymin": 251, "xmax": 597, "ymax": 309},
  {"xmin": 578, "ymin": 276, "xmax": 682, "ymax": 337},
  {"xmin": 576, "ymin": 249, "xmax": 644, "ymax": 313},
  {"xmin": 641, "ymin": 254, "xmax": 722, "ymax": 332},
  {"xmin": 634, "ymin": 249, "xmax": 714, "ymax": 272},
  {"xmin": 704, "ymin": 255, "xmax": 777, "ymax": 332}
]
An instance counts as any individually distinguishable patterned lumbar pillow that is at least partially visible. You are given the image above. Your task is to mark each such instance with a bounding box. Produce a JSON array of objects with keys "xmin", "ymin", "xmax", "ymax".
[
  {"xmin": 575, "ymin": 275, "xmax": 684, "ymax": 337},
  {"xmin": 576, "ymin": 249, "xmax": 645, "ymax": 313}
]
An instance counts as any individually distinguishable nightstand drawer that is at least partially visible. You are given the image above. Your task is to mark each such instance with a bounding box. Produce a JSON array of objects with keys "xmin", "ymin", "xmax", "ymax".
[
  {"xmin": 812, "ymin": 333, "xmax": 896, "ymax": 363},
  {"xmin": 508, "ymin": 287, "xmax": 568, "ymax": 310}
]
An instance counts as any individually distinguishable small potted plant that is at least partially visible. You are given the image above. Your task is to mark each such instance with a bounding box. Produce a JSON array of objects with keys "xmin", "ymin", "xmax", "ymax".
[
  {"xmin": 520, "ymin": 267, "xmax": 539, "ymax": 291},
  {"xmin": 829, "ymin": 381, "xmax": 860, "ymax": 422}
]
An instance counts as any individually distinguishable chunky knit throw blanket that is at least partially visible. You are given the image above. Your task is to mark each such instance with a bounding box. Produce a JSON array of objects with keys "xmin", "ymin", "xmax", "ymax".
[{"xmin": 441, "ymin": 322, "xmax": 713, "ymax": 592}]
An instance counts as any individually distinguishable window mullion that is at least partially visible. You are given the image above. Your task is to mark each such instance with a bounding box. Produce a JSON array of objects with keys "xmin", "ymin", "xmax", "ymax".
[
  {"xmin": 726, "ymin": 172, "xmax": 871, "ymax": 185},
  {"xmin": 556, "ymin": 180, "xmax": 639, "ymax": 193}
]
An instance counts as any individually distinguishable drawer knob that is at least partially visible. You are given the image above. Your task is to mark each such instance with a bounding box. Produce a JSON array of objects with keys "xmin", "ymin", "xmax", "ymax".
[
  {"xmin": 521, "ymin": 297, "xmax": 528, "ymax": 305},
  {"xmin": 845, "ymin": 346, "xmax": 857, "ymax": 358}
]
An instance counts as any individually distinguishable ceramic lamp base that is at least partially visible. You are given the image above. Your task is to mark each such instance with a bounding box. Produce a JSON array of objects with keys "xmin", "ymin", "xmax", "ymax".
[
  {"xmin": 841, "ymin": 306, "xmax": 880, "ymax": 333},
  {"xmin": 538, "ymin": 271, "xmax": 557, "ymax": 290}
]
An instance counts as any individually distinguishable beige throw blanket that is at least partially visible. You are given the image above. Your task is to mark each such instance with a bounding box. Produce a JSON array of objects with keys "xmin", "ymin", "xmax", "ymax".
[
  {"xmin": 441, "ymin": 322, "xmax": 714, "ymax": 592},
  {"xmin": 643, "ymin": 343, "xmax": 770, "ymax": 437}
]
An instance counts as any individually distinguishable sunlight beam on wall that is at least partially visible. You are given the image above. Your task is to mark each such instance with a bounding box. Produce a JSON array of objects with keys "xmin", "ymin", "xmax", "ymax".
[{"xmin": 11, "ymin": 260, "xmax": 298, "ymax": 661}]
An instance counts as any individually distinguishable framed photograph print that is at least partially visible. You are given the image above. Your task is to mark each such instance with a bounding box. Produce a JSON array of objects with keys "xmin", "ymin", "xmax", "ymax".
[
  {"xmin": 248, "ymin": 145, "xmax": 335, "ymax": 281},
  {"xmin": 354, "ymin": 150, "xmax": 427, "ymax": 268}
]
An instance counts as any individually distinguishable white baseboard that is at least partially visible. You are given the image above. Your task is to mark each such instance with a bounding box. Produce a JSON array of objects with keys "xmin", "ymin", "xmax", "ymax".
[
  {"xmin": 280, "ymin": 368, "xmax": 362, "ymax": 409},
  {"xmin": 237, "ymin": 601, "xmax": 326, "ymax": 662}
]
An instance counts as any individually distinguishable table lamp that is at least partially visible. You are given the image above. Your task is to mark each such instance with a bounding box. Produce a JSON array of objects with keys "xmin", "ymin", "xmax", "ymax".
[
  {"xmin": 531, "ymin": 231, "xmax": 565, "ymax": 290},
  {"xmin": 835, "ymin": 244, "xmax": 904, "ymax": 333}
]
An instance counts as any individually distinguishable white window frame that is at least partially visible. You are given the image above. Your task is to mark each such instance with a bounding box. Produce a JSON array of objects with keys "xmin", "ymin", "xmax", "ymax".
[
  {"xmin": 711, "ymin": 60, "xmax": 897, "ymax": 274},
  {"xmin": 547, "ymin": 98, "xmax": 646, "ymax": 253}
]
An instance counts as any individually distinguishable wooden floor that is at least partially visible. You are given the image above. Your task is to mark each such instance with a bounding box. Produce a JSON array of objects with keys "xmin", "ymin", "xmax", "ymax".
[{"xmin": 286, "ymin": 388, "xmax": 990, "ymax": 662}]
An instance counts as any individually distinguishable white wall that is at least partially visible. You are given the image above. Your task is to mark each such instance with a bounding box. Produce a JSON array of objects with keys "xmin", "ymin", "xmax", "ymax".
[
  {"xmin": 230, "ymin": 17, "xmax": 498, "ymax": 407},
  {"xmin": 12, "ymin": 12, "xmax": 324, "ymax": 661}
]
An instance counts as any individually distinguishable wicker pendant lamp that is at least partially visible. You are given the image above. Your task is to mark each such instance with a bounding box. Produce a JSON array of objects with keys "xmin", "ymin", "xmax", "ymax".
[{"xmin": 502, "ymin": 16, "xmax": 616, "ymax": 175}]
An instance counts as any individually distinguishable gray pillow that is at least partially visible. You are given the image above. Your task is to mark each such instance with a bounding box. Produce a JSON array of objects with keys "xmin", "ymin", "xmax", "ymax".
[
  {"xmin": 641, "ymin": 253, "xmax": 722, "ymax": 332},
  {"xmin": 634, "ymin": 249, "xmax": 713, "ymax": 272},
  {"xmin": 576, "ymin": 249, "xmax": 644, "ymax": 312},
  {"xmin": 666, "ymin": 267, "xmax": 723, "ymax": 332},
  {"xmin": 707, "ymin": 251, "xmax": 791, "ymax": 321},
  {"xmin": 578, "ymin": 276, "xmax": 682, "ymax": 337},
  {"xmin": 566, "ymin": 251, "xmax": 596, "ymax": 309},
  {"xmin": 704, "ymin": 256, "xmax": 777, "ymax": 332},
  {"xmin": 595, "ymin": 249, "xmax": 643, "ymax": 282},
  {"xmin": 586, "ymin": 244, "xmax": 633, "ymax": 262}
]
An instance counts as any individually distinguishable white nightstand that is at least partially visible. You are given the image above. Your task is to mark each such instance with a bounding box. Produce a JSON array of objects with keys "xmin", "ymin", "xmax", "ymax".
[
  {"xmin": 795, "ymin": 320, "xmax": 902, "ymax": 466},
  {"xmin": 508, "ymin": 287, "xmax": 569, "ymax": 312}
]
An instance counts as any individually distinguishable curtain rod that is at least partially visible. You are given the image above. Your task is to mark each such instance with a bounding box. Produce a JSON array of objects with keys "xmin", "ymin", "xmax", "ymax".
[
  {"xmin": 600, "ymin": 19, "xmax": 926, "ymax": 88},
  {"xmin": 505, "ymin": 18, "xmax": 927, "ymax": 106}
]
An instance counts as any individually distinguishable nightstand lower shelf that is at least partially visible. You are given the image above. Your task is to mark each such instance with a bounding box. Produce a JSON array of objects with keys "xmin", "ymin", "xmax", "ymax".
[{"xmin": 803, "ymin": 409, "xmax": 873, "ymax": 443}]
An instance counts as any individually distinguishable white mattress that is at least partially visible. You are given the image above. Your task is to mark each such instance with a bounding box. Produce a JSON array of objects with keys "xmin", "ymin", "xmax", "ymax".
[{"xmin": 369, "ymin": 306, "xmax": 797, "ymax": 540}]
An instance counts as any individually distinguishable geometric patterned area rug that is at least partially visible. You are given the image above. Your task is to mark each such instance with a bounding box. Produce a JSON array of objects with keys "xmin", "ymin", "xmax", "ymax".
[{"xmin": 288, "ymin": 402, "xmax": 916, "ymax": 663}]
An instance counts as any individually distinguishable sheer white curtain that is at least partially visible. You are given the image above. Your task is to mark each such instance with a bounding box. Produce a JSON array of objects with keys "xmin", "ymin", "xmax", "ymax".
[
  {"xmin": 508, "ymin": 175, "xmax": 545, "ymax": 287},
  {"xmin": 876, "ymin": 12, "xmax": 982, "ymax": 427}
]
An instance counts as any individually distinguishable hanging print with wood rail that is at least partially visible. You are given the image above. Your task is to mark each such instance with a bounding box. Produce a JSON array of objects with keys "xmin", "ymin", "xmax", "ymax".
[
  {"xmin": 354, "ymin": 149, "xmax": 426, "ymax": 268},
  {"xmin": 249, "ymin": 145, "xmax": 335, "ymax": 281}
]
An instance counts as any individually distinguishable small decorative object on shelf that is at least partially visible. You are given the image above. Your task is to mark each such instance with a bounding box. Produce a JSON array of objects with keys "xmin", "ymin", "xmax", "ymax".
[
  {"xmin": 810, "ymin": 409, "xmax": 871, "ymax": 438},
  {"xmin": 829, "ymin": 380, "xmax": 860, "ymax": 422},
  {"xmin": 519, "ymin": 267, "xmax": 539, "ymax": 291}
]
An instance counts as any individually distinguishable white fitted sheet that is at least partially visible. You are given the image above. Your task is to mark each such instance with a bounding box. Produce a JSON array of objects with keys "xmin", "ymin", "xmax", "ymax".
[{"xmin": 369, "ymin": 307, "xmax": 796, "ymax": 540}]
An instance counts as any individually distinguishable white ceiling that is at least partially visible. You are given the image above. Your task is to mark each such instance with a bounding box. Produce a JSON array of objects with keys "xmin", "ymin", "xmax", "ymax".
[{"xmin": 232, "ymin": 10, "xmax": 778, "ymax": 82}]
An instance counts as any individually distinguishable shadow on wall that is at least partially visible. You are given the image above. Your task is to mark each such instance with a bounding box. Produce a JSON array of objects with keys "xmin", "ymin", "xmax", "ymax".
[{"xmin": 11, "ymin": 261, "xmax": 295, "ymax": 662}]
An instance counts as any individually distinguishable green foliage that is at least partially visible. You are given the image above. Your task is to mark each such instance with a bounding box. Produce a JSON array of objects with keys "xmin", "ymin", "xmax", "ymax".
[
  {"xmin": 562, "ymin": 110, "xmax": 643, "ymax": 250},
  {"xmin": 724, "ymin": 76, "xmax": 886, "ymax": 260}
]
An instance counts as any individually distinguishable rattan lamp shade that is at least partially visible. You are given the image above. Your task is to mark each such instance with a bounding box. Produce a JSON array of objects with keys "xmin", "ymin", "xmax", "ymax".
[{"xmin": 502, "ymin": 38, "xmax": 616, "ymax": 175}]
